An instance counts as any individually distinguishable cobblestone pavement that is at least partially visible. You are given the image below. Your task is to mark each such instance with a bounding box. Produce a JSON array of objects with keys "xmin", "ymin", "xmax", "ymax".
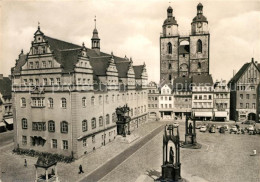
[
  {"xmin": 100, "ymin": 121, "xmax": 260, "ymax": 182},
  {"xmin": 0, "ymin": 121, "xmax": 163, "ymax": 182}
]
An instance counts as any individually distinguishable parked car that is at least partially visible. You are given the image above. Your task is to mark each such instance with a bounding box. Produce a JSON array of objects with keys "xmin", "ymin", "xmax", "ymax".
[
  {"xmin": 173, "ymin": 122, "xmax": 179, "ymax": 128},
  {"xmin": 200, "ymin": 126, "xmax": 207, "ymax": 132},
  {"xmin": 223, "ymin": 125, "xmax": 229, "ymax": 131},
  {"xmin": 216, "ymin": 125, "xmax": 221, "ymax": 129},
  {"xmin": 219, "ymin": 126, "xmax": 225, "ymax": 134},
  {"xmin": 247, "ymin": 125, "xmax": 255, "ymax": 135},
  {"xmin": 242, "ymin": 120, "xmax": 256, "ymax": 125},
  {"xmin": 230, "ymin": 126, "xmax": 238, "ymax": 134},
  {"xmin": 196, "ymin": 124, "xmax": 202, "ymax": 129},
  {"xmin": 209, "ymin": 125, "xmax": 216, "ymax": 133}
]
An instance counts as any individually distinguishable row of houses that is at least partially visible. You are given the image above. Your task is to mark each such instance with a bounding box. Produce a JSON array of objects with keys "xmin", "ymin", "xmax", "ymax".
[{"xmin": 148, "ymin": 58, "xmax": 260, "ymax": 122}]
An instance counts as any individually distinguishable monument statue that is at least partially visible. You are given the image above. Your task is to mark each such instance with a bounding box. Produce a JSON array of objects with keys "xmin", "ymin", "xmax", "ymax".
[
  {"xmin": 188, "ymin": 123, "xmax": 193, "ymax": 134},
  {"xmin": 169, "ymin": 147, "xmax": 174, "ymax": 164}
]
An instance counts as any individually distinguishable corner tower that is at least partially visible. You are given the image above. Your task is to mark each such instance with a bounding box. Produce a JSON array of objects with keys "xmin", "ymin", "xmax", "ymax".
[
  {"xmin": 189, "ymin": 3, "xmax": 210, "ymax": 76},
  {"xmin": 160, "ymin": 6, "xmax": 179, "ymax": 84}
]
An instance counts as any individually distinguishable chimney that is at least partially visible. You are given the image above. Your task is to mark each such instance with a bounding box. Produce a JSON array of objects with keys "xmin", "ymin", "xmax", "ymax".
[{"xmin": 251, "ymin": 57, "xmax": 254, "ymax": 62}]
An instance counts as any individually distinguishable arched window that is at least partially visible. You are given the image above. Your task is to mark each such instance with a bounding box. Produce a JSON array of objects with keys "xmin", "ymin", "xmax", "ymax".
[
  {"xmin": 99, "ymin": 116, "xmax": 103, "ymax": 127},
  {"xmin": 106, "ymin": 95, "xmax": 109, "ymax": 104},
  {"xmin": 131, "ymin": 109, "xmax": 133, "ymax": 116},
  {"xmin": 48, "ymin": 98, "xmax": 53, "ymax": 108},
  {"xmin": 22, "ymin": 118, "xmax": 28, "ymax": 129},
  {"xmin": 21, "ymin": 98, "xmax": 26, "ymax": 108},
  {"xmin": 112, "ymin": 95, "xmax": 115, "ymax": 102},
  {"xmin": 169, "ymin": 75, "xmax": 172, "ymax": 81},
  {"xmin": 61, "ymin": 98, "xmax": 66, "ymax": 108},
  {"xmin": 198, "ymin": 62, "xmax": 201, "ymax": 69},
  {"xmin": 117, "ymin": 94, "xmax": 120, "ymax": 101},
  {"xmin": 106, "ymin": 114, "xmax": 110, "ymax": 125},
  {"xmin": 48, "ymin": 120, "xmax": 55, "ymax": 132},
  {"xmin": 91, "ymin": 96, "xmax": 95, "ymax": 105},
  {"xmin": 60, "ymin": 121, "xmax": 68, "ymax": 133},
  {"xmin": 82, "ymin": 120, "xmax": 88, "ymax": 132},
  {"xmin": 82, "ymin": 97, "xmax": 86, "ymax": 107},
  {"xmin": 91, "ymin": 118, "xmax": 96, "ymax": 129},
  {"xmin": 197, "ymin": 39, "xmax": 202, "ymax": 53},
  {"xmin": 167, "ymin": 42, "xmax": 172, "ymax": 54}
]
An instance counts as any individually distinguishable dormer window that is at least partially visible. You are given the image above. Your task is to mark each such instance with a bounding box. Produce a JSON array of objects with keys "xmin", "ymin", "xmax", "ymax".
[
  {"xmin": 48, "ymin": 61, "xmax": 52, "ymax": 68},
  {"xmin": 42, "ymin": 61, "xmax": 46, "ymax": 68},
  {"xmin": 29, "ymin": 62, "xmax": 34, "ymax": 69}
]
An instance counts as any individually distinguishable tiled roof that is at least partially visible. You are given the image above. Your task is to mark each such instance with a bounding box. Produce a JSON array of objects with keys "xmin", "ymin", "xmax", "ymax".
[
  {"xmin": 192, "ymin": 15, "xmax": 208, "ymax": 23},
  {"xmin": 179, "ymin": 45, "xmax": 189, "ymax": 54},
  {"xmin": 192, "ymin": 74, "xmax": 213, "ymax": 86},
  {"xmin": 0, "ymin": 77, "xmax": 12, "ymax": 98},
  {"xmin": 173, "ymin": 77, "xmax": 192, "ymax": 91},
  {"xmin": 13, "ymin": 33, "xmax": 145, "ymax": 80}
]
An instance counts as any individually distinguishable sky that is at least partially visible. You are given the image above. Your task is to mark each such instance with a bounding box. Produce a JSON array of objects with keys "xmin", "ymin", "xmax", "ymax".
[{"xmin": 0, "ymin": 0, "xmax": 259, "ymax": 83}]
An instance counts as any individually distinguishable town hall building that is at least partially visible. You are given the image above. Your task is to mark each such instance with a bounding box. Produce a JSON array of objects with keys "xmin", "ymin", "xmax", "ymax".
[{"xmin": 11, "ymin": 23, "xmax": 148, "ymax": 158}]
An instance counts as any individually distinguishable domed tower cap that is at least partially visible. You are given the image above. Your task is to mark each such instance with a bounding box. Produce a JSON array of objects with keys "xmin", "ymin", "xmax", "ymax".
[
  {"xmin": 167, "ymin": 6, "xmax": 173, "ymax": 13},
  {"xmin": 197, "ymin": 3, "xmax": 203, "ymax": 9}
]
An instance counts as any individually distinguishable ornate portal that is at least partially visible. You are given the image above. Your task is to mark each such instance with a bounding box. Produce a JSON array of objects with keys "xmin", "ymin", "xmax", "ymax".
[
  {"xmin": 156, "ymin": 124, "xmax": 185, "ymax": 182},
  {"xmin": 116, "ymin": 104, "xmax": 131, "ymax": 137}
]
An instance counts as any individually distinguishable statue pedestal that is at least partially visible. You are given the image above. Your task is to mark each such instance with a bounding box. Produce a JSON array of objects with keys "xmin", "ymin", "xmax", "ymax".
[
  {"xmin": 156, "ymin": 163, "xmax": 185, "ymax": 182},
  {"xmin": 182, "ymin": 134, "xmax": 201, "ymax": 149}
]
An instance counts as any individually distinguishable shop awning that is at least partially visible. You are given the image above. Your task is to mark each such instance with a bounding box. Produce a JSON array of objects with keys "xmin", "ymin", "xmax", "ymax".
[
  {"xmin": 194, "ymin": 112, "xmax": 213, "ymax": 117},
  {"xmin": 215, "ymin": 112, "xmax": 228, "ymax": 117},
  {"xmin": 4, "ymin": 118, "xmax": 13, "ymax": 125}
]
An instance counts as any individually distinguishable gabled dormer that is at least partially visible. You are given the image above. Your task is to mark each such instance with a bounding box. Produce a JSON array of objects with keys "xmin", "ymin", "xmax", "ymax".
[
  {"xmin": 29, "ymin": 25, "xmax": 52, "ymax": 56},
  {"xmin": 75, "ymin": 43, "xmax": 92, "ymax": 70},
  {"xmin": 127, "ymin": 58, "xmax": 136, "ymax": 89}
]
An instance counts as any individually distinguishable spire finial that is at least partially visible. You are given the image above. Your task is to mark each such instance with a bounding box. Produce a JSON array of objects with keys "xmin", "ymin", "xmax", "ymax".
[
  {"xmin": 82, "ymin": 42, "xmax": 85, "ymax": 47},
  {"xmin": 111, "ymin": 51, "xmax": 114, "ymax": 57},
  {"xmin": 38, "ymin": 22, "xmax": 40, "ymax": 30},
  {"xmin": 21, "ymin": 49, "xmax": 23, "ymax": 54},
  {"xmin": 94, "ymin": 15, "xmax": 96, "ymax": 29}
]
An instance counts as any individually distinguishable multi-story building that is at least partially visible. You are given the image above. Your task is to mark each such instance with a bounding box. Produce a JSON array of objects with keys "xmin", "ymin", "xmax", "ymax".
[
  {"xmin": 159, "ymin": 84, "xmax": 174, "ymax": 120},
  {"xmin": 11, "ymin": 24, "xmax": 148, "ymax": 158},
  {"xmin": 147, "ymin": 82, "xmax": 160, "ymax": 119},
  {"xmin": 0, "ymin": 74, "xmax": 13, "ymax": 132},
  {"xmin": 173, "ymin": 77, "xmax": 192, "ymax": 120},
  {"xmin": 213, "ymin": 80, "xmax": 230, "ymax": 121},
  {"xmin": 257, "ymin": 84, "xmax": 260, "ymax": 122},
  {"xmin": 160, "ymin": 3, "xmax": 210, "ymax": 84},
  {"xmin": 192, "ymin": 75, "xmax": 214, "ymax": 120},
  {"xmin": 229, "ymin": 58, "xmax": 260, "ymax": 122}
]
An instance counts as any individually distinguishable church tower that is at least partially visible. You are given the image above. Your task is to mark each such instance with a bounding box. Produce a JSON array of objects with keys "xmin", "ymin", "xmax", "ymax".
[
  {"xmin": 91, "ymin": 16, "xmax": 100, "ymax": 55},
  {"xmin": 189, "ymin": 3, "xmax": 210, "ymax": 76},
  {"xmin": 160, "ymin": 6, "xmax": 179, "ymax": 84}
]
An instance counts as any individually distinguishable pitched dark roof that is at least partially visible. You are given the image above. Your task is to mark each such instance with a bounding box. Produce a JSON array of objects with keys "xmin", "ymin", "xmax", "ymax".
[
  {"xmin": 133, "ymin": 65, "xmax": 144, "ymax": 79},
  {"xmin": 163, "ymin": 17, "xmax": 178, "ymax": 26},
  {"xmin": 0, "ymin": 77, "xmax": 12, "ymax": 98},
  {"xmin": 179, "ymin": 45, "xmax": 189, "ymax": 54},
  {"xmin": 228, "ymin": 63, "xmax": 250, "ymax": 84},
  {"xmin": 13, "ymin": 33, "xmax": 145, "ymax": 80},
  {"xmin": 192, "ymin": 74, "xmax": 213, "ymax": 86},
  {"xmin": 173, "ymin": 77, "xmax": 192, "ymax": 91}
]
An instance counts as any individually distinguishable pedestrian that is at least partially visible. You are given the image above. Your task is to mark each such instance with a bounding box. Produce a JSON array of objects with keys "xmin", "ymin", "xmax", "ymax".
[
  {"xmin": 79, "ymin": 164, "xmax": 84, "ymax": 174},
  {"xmin": 24, "ymin": 159, "xmax": 27, "ymax": 167}
]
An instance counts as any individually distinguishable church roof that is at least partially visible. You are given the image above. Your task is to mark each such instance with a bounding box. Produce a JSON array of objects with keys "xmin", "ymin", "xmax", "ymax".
[
  {"xmin": 192, "ymin": 15, "xmax": 208, "ymax": 23},
  {"xmin": 133, "ymin": 65, "xmax": 144, "ymax": 79},
  {"xmin": 163, "ymin": 17, "xmax": 178, "ymax": 26}
]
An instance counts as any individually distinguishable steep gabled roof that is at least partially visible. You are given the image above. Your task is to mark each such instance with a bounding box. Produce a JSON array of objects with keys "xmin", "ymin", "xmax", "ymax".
[
  {"xmin": 173, "ymin": 77, "xmax": 192, "ymax": 91},
  {"xmin": 228, "ymin": 63, "xmax": 250, "ymax": 84},
  {"xmin": 116, "ymin": 62, "xmax": 130, "ymax": 78},
  {"xmin": 0, "ymin": 77, "xmax": 12, "ymax": 98},
  {"xmin": 133, "ymin": 65, "xmax": 144, "ymax": 79}
]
